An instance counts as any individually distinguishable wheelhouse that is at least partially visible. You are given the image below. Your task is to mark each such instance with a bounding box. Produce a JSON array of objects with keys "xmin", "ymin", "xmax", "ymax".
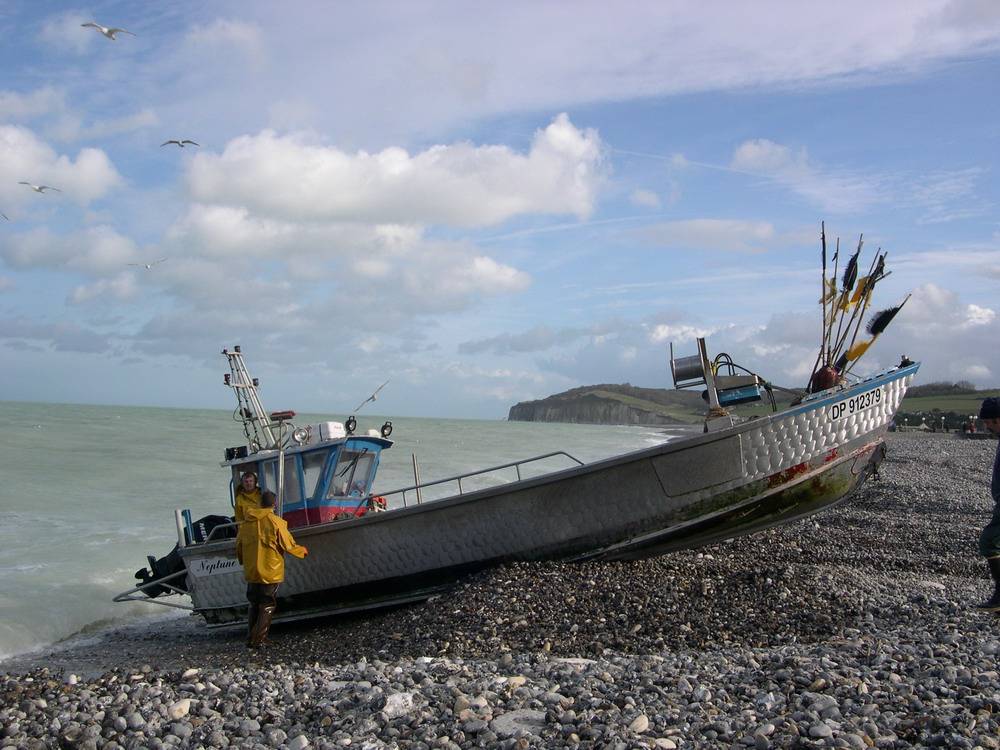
[{"xmin": 224, "ymin": 434, "xmax": 392, "ymax": 528}]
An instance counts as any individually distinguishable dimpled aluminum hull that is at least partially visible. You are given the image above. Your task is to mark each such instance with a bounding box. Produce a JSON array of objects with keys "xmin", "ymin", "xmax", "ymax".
[{"xmin": 180, "ymin": 364, "xmax": 918, "ymax": 625}]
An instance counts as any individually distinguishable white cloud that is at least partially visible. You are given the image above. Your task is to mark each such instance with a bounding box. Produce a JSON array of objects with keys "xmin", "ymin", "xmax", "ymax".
[
  {"xmin": 642, "ymin": 219, "xmax": 776, "ymax": 253},
  {"xmin": 136, "ymin": 2, "xmax": 1000, "ymax": 146},
  {"xmin": 0, "ymin": 126, "xmax": 123, "ymax": 206},
  {"xmin": 630, "ymin": 189, "xmax": 660, "ymax": 209},
  {"xmin": 184, "ymin": 18, "xmax": 264, "ymax": 50},
  {"xmin": 48, "ymin": 108, "xmax": 159, "ymax": 143},
  {"xmin": 69, "ymin": 273, "xmax": 140, "ymax": 305},
  {"xmin": 0, "ymin": 276, "xmax": 13, "ymax": 292},
  {"xmin": 0, "ymin": 317, "xmax": 113, "ymax": 354},
  {"xmin": 0, "ymin": 87, "xmax": 66, "ymax": 120},
  {"xmin": 648, "ymin": 323, "xmax": 714, "ymax": 344},
  {"xmin": 186, "ymin": 113, "xmax": 604, "ymax": 225},
  {"xmin": 966, "ymin": 303, "xmax": 996, "ymax": 326},
  {"xmin": 38, "ymin": 11, "xmax": 98, "ymax": 55},
  {"xmin": 910, "ymin": 168, "xmax": 988, "ymax": 223},
  {"xmin": 730, "ymin": 139, "xmax": 883, "ymax": 213},
  {"xmin": 459, "ymin": 326, "xmax": 579, "ymax": 355},
  {"xmin": 0, "ymin": 226, "xmax": 139, "ymax": 273}
]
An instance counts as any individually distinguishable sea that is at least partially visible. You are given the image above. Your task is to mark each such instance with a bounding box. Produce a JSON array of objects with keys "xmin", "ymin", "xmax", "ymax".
[{"xmin": 0, "ymin": 400, "xmax": 689, "ymax": 662}]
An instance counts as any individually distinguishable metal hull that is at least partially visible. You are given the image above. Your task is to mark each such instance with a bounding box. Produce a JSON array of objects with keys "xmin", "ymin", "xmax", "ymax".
[{"xmin": 180, "ymin": 364, "xmax": 917, "ymax": 625}]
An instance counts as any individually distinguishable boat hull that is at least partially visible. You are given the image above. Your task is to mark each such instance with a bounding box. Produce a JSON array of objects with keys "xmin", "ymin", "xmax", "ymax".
[{"xmin": 179, "ymin": 364, "xmax": 917, "ymax": 625}]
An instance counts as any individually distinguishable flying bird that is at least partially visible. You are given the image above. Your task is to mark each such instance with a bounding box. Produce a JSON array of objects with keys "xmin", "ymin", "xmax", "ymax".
[
  {"xmin": 19, "ymin": 182, "xmax": 61, "ymax": 194},
  {"xmin": 0, "ymin": 212, "xmax": 8, "ymax": 221},
  {"xmin": 128, "ymin": 258, "xmax": 168, "ymax": 270},
  {"xmin": 81, "ymin": 22, "xmax": 135, "ymax": 40},
  {"xmin": 161, "ymin": 139, "xmax": 200, "ymax": 148},
  {"xmin": 354, "ymin": 380, "xmax": 390, "ymax": 412}
]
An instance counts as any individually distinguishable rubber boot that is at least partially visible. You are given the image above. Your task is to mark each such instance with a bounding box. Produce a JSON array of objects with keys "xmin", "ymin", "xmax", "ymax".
[
  {"xmin": 249, "ymin": 604, "xmax": 276, "ymax": 647},
  {"xmin": 246, "ymin": 604, "xmax": 259, "ymax": 647},
  {"xmin": 976, "ymin": 557, "xmax": 1000, "ymax": 612}
]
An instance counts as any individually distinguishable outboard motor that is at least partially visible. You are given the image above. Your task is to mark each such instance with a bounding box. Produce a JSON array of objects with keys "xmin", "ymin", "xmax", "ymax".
[{"xmin": 134, "ymin": 514, "xmax": 237, "ymax": 598}]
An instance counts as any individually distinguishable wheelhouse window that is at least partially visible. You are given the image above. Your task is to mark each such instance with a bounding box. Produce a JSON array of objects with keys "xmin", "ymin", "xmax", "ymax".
[
  {"xmin": 327, "ymin": 448, "xmax": 375, "ymax": 498},
  {"xmin": 301, "ymin": 450, "xmax": 327, "ymax": 500},
  {"xmin": 261, "ymin": 456, "xmax": 302, "ymax": 505}
]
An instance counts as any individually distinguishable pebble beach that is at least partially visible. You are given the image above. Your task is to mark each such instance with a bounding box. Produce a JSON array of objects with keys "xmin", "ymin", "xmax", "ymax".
[{"xmin": 3, "ymin": 432, "xmax": 999, "ymax": 749}]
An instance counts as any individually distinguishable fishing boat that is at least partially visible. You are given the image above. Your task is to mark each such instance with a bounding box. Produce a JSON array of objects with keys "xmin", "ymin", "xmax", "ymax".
[{"xmin": 115, "ymin": 229, "xmax": 918, "ymax": 626}]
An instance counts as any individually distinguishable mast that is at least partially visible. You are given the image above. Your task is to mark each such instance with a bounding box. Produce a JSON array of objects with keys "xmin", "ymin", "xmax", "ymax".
[{"xmin": 222, "ymin": 345, "xmax": 277, "ymax": 450}]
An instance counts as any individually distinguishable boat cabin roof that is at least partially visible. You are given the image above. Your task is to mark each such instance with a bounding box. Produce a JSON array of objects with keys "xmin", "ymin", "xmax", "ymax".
[{"xmin": 221, "ymin": 434, "xmax": 392, "ymax": 468}]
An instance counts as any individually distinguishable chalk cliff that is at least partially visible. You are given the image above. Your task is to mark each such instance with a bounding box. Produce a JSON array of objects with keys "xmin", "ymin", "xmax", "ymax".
[{"xmin": 507, "ymin": 384, "xmax": 704, "ymax": 425}]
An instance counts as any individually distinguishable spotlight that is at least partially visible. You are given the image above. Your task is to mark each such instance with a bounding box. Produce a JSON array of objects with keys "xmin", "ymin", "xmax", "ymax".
[{"xmin": 380, "ymin": 421, "xmax": 393, "ymax": 439}]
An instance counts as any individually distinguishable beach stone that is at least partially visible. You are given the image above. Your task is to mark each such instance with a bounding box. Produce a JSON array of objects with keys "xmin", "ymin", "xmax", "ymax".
[
  {"xmin": 463, "ymin": 719, "xmax": 488, "ymax": 734},
  {"xmin": 629, "ymin": 714, "xmax": 649, "ymax": 733},
  {"xmin": 181, "ymin": 668, "xmax": 199, "ymax": 680},
  {"xmin": 126, "ymin": 711, "xmax": 144, "ymax": 729},
  {"xmin": 383, "ymin": 692, "xmax": 415, "ymax": 719},
  {"xmin": 265, "ymin": 727, "xmax": 287, "ymax": 746},
  {"xmin": 654, "ymin": 740, "xmax": 677, "ymax": 749},
  {"xmin": 491, "ymin": 709, "xmax": 546, "ymax": 738},
  {"xmin": 506, "ymin": 676, "xmax": 527, "ymax": 688},
  {"xmin": 167, "ymin": 699, "xmax": 190, "ymax": 720},
  {"xmin": 809, "ymin": 723, "xmax": 833, "ymax": 739},
  {"xmin": 287, "ymin": 735, "xmax": 309, "ymax": 750}
]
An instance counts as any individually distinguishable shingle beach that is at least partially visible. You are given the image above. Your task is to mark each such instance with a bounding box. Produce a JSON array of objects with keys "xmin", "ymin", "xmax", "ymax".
[{"xmin": 3, "ymin": 433, "xmax": 999, "ymax": 749}]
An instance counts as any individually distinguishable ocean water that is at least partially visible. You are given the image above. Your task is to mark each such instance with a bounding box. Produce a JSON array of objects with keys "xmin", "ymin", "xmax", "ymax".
[{"xmin": 0, "ymin": 400, "xmax": 684, "ymax": 661}]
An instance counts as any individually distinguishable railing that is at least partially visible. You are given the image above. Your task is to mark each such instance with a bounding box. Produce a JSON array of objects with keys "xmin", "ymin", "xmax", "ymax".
[
  {"xmin": 112, "ymin": 569, "xmax": 194, "ymax": 610},
  {"xmin": 377, "ymin": 450, "xmax": 585, "ymax": 508}
]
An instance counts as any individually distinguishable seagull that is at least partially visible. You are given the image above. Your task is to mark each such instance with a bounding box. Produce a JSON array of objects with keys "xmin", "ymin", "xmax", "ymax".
[
  {"xmin": 354, "ymin": 379, "xmax": 390, "ymax": 413},
  {"xmin": 81, "ymin": 22, "xmax": 135, "ymax": 40},
  {"xmin": 0, "ymin": 212, "xmax": 8, "ymax": 221},
  {"xmin": 128, "ymin": 258, "xmax": 168, "ymax": 270},
  {"xmin": 19, "ymin": 182, "xmax": 61, "ymax": 194},
  {"xmin": 161, "ymin": 139, "xmax": 200, "ymax": 148}
]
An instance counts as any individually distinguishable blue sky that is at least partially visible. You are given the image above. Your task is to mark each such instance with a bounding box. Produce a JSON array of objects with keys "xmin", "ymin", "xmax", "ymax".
[{"xmin": 1, "ymin": 1, "xmax": 999, "ymax": 418}]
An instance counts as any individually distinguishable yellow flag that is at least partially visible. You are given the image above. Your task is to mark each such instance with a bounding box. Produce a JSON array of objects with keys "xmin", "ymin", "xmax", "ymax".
[
  {"xmin": 846, "ymin": 339, "xmax": 873, "ymax": 361},
  {"xmin": 838, "ymin": 290, "xmax": 853, "ymax": 312},
  {"xmin": 819, "ymin": 278, "xmax": 836, "ymax": 305},
  {"xmin": 850, "ymin": 275, "xmax": 871, "ymax": 305}
]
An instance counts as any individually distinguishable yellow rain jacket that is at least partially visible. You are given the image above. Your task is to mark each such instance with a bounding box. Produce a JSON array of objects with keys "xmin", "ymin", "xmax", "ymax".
[
  {"xmin": 234, "ymin": 487, "xmax": 262, "ymax": 523},
  {"xmin": 236, "ymin": 506, "xmax": 308, "ymax": 584}
]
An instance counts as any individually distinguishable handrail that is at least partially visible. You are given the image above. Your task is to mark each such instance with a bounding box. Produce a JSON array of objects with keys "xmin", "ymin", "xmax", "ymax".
[
  {"xmin": 112, "ymin": 569, "xmax": 194, "ymax": 610},
  {"xmin": 376, "ymin": 450, "xmax": 584, "ymax": 507},
  {"xmin": 205, "ymin": 521, "xmax": 239, "ymax": 543}
]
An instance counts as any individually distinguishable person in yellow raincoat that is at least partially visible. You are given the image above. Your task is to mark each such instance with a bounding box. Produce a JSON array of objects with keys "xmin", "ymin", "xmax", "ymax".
[
  {"xmin": 233, "ymin": 470, "xmax": 261, "ymax": 523},
  {"xmin": 236, "ymin": 490, "xmax": 308, "ymax": 647}
]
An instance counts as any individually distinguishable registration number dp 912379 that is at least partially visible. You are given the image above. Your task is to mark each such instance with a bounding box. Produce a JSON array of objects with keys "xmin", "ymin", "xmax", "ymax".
[{"xmin": 829, "ymin": 387, "xmax": 882, "ymax": 421}]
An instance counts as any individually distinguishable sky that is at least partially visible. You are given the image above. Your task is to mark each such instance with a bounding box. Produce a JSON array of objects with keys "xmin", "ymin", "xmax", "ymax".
[{"xmin": 1, "ymin": 1, "xmax": 999, "ymax": 419}]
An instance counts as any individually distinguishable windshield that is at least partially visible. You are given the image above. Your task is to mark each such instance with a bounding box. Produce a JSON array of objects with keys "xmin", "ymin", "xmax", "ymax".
[{"xmin": 327, "ymin": 448, "xmax": 375, "ymax": 498}]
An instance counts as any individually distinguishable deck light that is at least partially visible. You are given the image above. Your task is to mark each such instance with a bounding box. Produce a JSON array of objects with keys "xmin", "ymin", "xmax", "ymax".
[
  {"xmin": 224, "ymin": 373, "xmax": 230, "ymax": 385},
  {"xmin": 252, "ymin": 377, "xmax": 259, "ymax": 386},
  {"xmin": 380, "ymin": 421, "xmax": 393, "ymax": 438},
  {"xmin": 345, "ymin": 416, "xmax": 357, "ymax": 435},
  {"xmin": 292, "ymin": 426, "xmax": 311, "ymax": 445}
]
